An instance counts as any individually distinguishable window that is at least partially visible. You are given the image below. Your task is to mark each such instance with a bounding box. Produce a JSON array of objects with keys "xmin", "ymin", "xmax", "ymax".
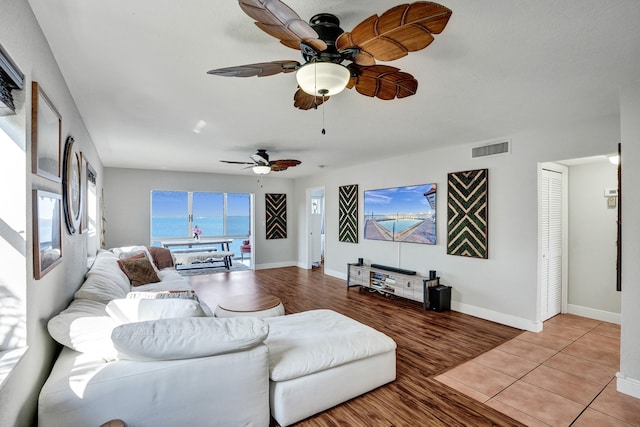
[
  {"xmin": 0, "ymin": 121, "xmax": 27, "ymax": 353},
  {"xmin": 85, "ymin": 163, "xmax": 98, "ymax": 257},
  {"xmin": 150, "ymin": 191, "xmax": 251, "ymax": 256}
]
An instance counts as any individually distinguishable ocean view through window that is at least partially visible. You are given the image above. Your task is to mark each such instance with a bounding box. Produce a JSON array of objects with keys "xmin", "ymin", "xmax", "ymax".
[{"xmin": 151, "ymin": 191, "xmax": 251, "ymax": 258}]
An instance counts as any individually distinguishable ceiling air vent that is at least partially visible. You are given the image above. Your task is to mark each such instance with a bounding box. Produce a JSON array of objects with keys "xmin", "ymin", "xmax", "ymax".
[{"xmin": 472, "ymin": 141, "xmax": 510, "ymax": 158}]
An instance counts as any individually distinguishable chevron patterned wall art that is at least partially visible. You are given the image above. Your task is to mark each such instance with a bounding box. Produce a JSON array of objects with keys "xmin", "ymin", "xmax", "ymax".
[
  {"xmin": 338, "ymin": 184, "xmax": 358, "ymax": 243},
  {"xmin": 447, "ymin": 169, "xmax": 488, "ymax": 258},
  {"xmin": 265, "ymin": 193, "xmax": 287, "ymax": 239}
]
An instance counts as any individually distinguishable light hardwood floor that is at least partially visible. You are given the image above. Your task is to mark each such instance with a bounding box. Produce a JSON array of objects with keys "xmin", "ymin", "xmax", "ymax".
[{"xmin": 189, "ymin": 266, "xmax": 526, "ymax": 426}]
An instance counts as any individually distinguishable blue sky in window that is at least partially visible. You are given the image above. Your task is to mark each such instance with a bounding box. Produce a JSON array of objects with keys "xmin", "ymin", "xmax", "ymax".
[{"xmin": 151, "ymin": 191, "xmax": 250, "ymax": 217}]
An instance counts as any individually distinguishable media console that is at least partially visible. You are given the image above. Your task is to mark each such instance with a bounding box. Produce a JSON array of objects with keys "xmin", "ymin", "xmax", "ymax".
[
  {"xmin": 370, "ymin": 264, "xmax": 417, "ymax": 276},
  {"xmin": 347, "ymin": 263, "xmax": 440, "ymax": 310}
]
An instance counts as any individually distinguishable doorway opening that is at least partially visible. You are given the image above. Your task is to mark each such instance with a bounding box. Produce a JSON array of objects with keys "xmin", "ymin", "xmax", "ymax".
[
  {"xmin": 538, "ymin": 156, "xmax": 620, "ymax": 325},
  {"xmin": 306, "ymin": 187, "xmax": 325, "ymax": 269}
]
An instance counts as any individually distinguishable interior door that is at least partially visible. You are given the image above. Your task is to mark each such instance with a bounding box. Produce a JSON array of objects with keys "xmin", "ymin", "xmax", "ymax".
[
  {"xmin": 540, "ymin": 168, "xmax": 563, "ymax": 320},
  {"xmin": 311, "ymin": 194, "xmax": 323, "ymax": 265}
]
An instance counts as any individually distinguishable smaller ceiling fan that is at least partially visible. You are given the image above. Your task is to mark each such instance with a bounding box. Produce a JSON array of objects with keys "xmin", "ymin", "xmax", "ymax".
[{"xmin": 220, "ymin": 149, "xmax": 301, "ymax": 174}]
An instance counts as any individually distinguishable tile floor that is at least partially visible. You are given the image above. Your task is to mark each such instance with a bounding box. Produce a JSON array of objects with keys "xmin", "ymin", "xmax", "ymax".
[{"xmin": 436, "ymin": 314, "xmax": 640, "ymax": 426}]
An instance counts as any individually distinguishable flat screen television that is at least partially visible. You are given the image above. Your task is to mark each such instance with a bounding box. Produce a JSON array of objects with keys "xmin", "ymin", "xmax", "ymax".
[{"xmin": 364, "ymin": 183, "xmax": 436, "ymax": 244}]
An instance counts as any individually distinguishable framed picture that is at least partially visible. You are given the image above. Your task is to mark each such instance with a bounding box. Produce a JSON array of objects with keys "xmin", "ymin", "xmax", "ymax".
[
  {"xmin": 265, "ymin": 193, "xmax": 287, "ymax": 239},
  {"xmin": 79, "ymin": 155, "xmax": 97, "ymax": 235},
  {"xmin": 33, "ymin": 189, "xmax": 63, "ymax": 279},
  {"xmin": 447, "ymin": 169, "xmax": 489, "ymax": 258},
  {"xmin": 31, "ymin": 82, "xmax": 62, "ymax": 182},
  {"xmin": 62, "ymin": 136, "xmax": 82, "ymax": 234},
  {"xmin": 338, "ymin": 184, "xmax": 358, "ymax": 243}
]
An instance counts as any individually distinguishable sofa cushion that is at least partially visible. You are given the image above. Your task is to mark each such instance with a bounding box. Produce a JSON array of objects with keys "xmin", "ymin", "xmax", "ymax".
[
  {"xmin": 117, "ymin": 255, "xmax": 161, "ymax": 287},
  {"xmin": 264, "ymin": 309, "xmax": 397, "ymax": 382},
  {"xmin": 75, "ymin": 252, "xmax": 130, "ymax": 303},
  {"xmin": 106, "ymin": 298, "xmax": 207, "ymax": 324},
  {"xmin": 74, "ymin": 274, "xmax": 128, "ymax": 304},
  {"xmin": 47, "ymin": 298, "xmax": 118, "ymax": 361},
  {"xmin": 111, "ymin": 317, "xmax": 269, "ymax": 361}
]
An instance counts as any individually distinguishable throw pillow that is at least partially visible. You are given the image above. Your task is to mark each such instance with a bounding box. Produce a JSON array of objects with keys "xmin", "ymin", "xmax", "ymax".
[
  {"xmin": 112, "ymin": 246, "xmax": 160, "ymax": 273},
  {"xmin": 116, "ymin": 252, "xmax": 145, "ymax": 275},
  {"xmin": 106, "ymin": 298, "xmax": 207, "ymax": 324},
  {"xmin": 117, "ymin": 255, "xmax": 161, "ymax": 287},
  {"xmin": 146, "ymin": 246, "xmax": 175, "ymax": 269},
  {"xmin": 126, "ymin": 289, "xmax": 199, "ymax": 301},
  {"xmin": 111, "ymin": 317, "xmax": 269, "ymax": 361}
]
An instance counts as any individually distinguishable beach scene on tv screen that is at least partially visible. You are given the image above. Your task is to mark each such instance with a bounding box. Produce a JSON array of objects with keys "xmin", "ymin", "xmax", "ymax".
[{"xmin": 364, "ymin": 184, "xmax": 436, "ymax": 244}]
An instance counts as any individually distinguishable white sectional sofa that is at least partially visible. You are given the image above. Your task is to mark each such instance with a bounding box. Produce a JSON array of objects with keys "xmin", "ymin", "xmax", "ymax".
[{"xmin": 39, "ymin": 247, "xmax": 396, "ymax": 427}]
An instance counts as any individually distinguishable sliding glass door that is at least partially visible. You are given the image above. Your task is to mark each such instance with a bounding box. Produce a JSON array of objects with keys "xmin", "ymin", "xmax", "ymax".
[
  {"xmin": 151, "ymin": 191, "xmax": 189, "ymax": 243},
  {"xmin": 151, "ymin": 191, "xmax": 251, "ymax": 260}
]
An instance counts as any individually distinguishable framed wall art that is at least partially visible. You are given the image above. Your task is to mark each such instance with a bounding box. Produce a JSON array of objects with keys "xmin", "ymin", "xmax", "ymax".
[
  {"xmin": 338, "ymin": 184, "xmax": 358, "ymax": 243},
  {"xmin": 447, "ymin": 169, "xmax": 489, "ymax": 258},
  {"xmin": 265, "ymin": 193, "xmax": 287, "ymax": 239},
  {"xmin": 80, "ymin": 154, "xmax": 97, "ymax": 234},
  {"xmin": 33, "ymin": 189, "xmax": 63, "ymax": 279},
  {"xmin": 62, "ymin": 136, "xmax": 82, "ymax": 234},
  {"xmin": 31, "ymin": 81, "xmax": 62, "ymax": 182}
]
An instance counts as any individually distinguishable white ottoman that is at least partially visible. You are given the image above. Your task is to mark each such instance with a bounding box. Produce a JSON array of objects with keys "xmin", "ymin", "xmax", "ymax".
[
  {"xmin": 264, "ymin": 310, "xmax": 397, "ymax": 426},
  {"xmin": 214, "ymin": 293, "xmax": 285, "ymax": 318}
]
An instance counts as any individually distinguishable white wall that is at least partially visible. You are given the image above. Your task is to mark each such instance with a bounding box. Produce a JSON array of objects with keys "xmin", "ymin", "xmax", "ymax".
[
  {"xmin": 0, "ymin": 1, "xmax": 103, "ymax": 425},
  {"xmin": 619, "ymin": 80, "xmax": 640, "ymax": 398},
  {"xmin": 567, "ymin": 160, "xmax": 620, "ymax": 322},
  {"xmin": 295, "ymin": 116, "xmax": 619, "ymax": 332},
  {"xmin": 103, "ymin": 168, "xmax": 297, "ymax": 269}
]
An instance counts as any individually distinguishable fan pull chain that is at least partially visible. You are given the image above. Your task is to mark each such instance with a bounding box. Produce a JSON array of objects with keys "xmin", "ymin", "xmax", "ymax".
[
  {"xmin": 321, "ymin": 94, "xmax": 326, "ymax": 135},
  {"xmin": 317, "ymin": 88, "xmax": 328, "ymax": 135}
]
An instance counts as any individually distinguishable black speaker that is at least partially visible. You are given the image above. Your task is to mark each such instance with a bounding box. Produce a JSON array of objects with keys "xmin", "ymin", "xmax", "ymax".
[{"xmin": 428, "ymin": 285, "xmax": 452, "ymax": 312}]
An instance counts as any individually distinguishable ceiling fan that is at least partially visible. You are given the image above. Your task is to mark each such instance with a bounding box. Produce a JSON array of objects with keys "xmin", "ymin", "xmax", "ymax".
[
  {"xmin": 207, "ymin": 1, "xmax": 452, "ymax": 110},
  {"xmin": 220, "ymin": 149, "xmax": 301, "ymax": 174}
]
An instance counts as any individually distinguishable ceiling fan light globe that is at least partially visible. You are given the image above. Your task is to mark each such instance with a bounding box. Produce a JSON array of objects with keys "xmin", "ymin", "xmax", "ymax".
[
  {"xmin": 296, "ymin": 62, "xmax": 350, "ymax": 97},
  {"xmin": 252, "ymin": 165, "xmax": 271, "ymax": 175}
]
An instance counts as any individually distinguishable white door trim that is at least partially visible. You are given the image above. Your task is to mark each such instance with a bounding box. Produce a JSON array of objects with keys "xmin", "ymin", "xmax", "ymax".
[
  {"xmin": 537, "ymin": 162, "xmax": 569, "ymax": 322},
  {"xmin": 304, "ymin": 186, "xmax": 325, "ymax": 269}
]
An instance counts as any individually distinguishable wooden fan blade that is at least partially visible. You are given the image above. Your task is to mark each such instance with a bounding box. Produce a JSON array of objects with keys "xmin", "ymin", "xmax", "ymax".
[
  {"xmin": 336, "ymin": 2, "xmax": 452, "ymax": 63},
  {"xmin": 271, "ymin": 159, "xmax": 301, "ymax": 167},
  {"xmin": 207, "ymin": 60, "xmax": 300, "ymax": 77},
  {"xmin": 238, "ymin": 0, "xmax": 328, "ymax": 51},
  {"xmin": 293, "ymin": 88, "xmax": 328, "ymax": 110},
  {"xmin": 270, "ymin": 160, "xmax": 300, "ymax": 172},
  {"xmin": 352, "ymin": 65, "xmax": 418, "ymax": 100}
]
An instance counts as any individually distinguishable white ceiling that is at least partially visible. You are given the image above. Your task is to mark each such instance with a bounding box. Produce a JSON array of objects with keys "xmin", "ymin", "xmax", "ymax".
[{"xmin": 26, "ymin": 0, "xmax": 640, "ymax": 178}]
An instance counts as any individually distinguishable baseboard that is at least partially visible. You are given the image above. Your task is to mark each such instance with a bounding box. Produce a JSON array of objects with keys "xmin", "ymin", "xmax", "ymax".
[
  {"xmin": 567, "ymin": 304, "xmax": 621, "ymax": 324},
  {"xmin": 617, "ymin": 372, "xmax": 640, "ymax": 399},
  {"xmin": 324, "ymin": 268, "xmax": 346, "ymax": 281},
  {"xmin": 255, "ymin": 261, "xmax": 297, "ymax": 270},
  {"xmin": 452, "ymin": 301, "xmax": 543, "ymax": 332},
  {"xmin": 326, "ymin": 270, "xmax": 540, "ymax": 331}
]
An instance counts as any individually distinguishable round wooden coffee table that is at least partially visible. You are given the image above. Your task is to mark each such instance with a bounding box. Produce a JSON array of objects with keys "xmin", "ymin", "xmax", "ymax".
[{"xmin": 214, "ymin": 293, "xmax": 285, "ymax": 318}]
